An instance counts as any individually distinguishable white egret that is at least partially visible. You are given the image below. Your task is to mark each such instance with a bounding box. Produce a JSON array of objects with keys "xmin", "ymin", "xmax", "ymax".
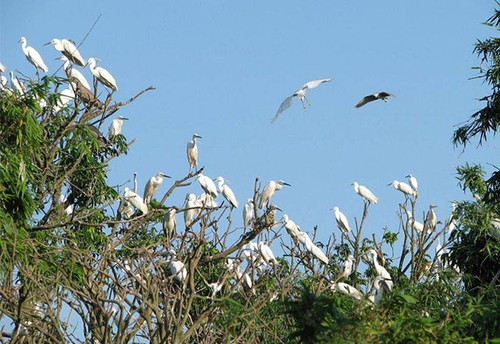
[
  {"xmin": 53, "ymin": 88, "xmax": 75, "ymax": 113},
  {"xmin": 123, "ymin": 187, "xmax": 148, "ymax": 215},
  {"xmin": 258, "ymin": 180, "xmax": 290, "ymax": 209},
  {"xmin": 333, "ymin": 206, "xmax": 351, "ymax": 233},
  {"xmin": 58, "ymin": 194, "xmax": 74, "ymax": 215},
  {"xmin": 389, "ymin": 180, "xmax": 415, "ymax": 196},
  {"xmin": 216, "ymin": 176, "xmax": 238, "ymax": 208},
  {"xmin": 331, "ymin": 282, "xmax": 363, "ymax": 300},
  {"xmin": 168, "ymin": 250, "xmax": 187, "ymax": 283},
  {"xmin": 282, "ymin": 214, "xmax": 301, "ymax": 241},
  {"xmin": 10, "ymin": 71, "xmax": 25, "ymax": 95},
  {"xmin": 367, "ymin": 249, "xmax": 393, "ymax": 291},
  {"xmin": 197, "ymin": 173, "xmax": 218, "ymax": 198},
  {"xmin": 19, "ymin": 37, "xmax": 48, "ymax": 73},
  {"xmin": 258, "ymin": 242, "xmax": 278, "ymax": 265},
  {"xmin": 243, "ymin": 199, "xmax": 254, "ymax": 228},
  {"xmin": 368, "ymin": 276, "xmax": 385, "ymax": 303},
  {"xmin": 405, "ymin": 174, "xmax": 418, "ymax": 195},
  {"xmin": 297, "ymin": 231, "xmax": 329, "ymax": 264},
  {"xmin": 47, "ymin": 38, "xmax": 86, "ymax": 66},
  {"xmin": 0, "ymin": 75, "xmax": 7, "ymax": 90},
  {"xmin": 184, "ymin": 193, "xmax": 198, "ymax": 227},
  {"xmin": 108, "ymin": 116, "xmax": 129, "ymax": 138},
  {"xmin": 272, "ymin": 78, "xmax": 332, "ymax": 123},
  {"xmin": 59, "ymin": 55, "xmax": 91, "ymax": 92},
  {"xmin": 352, "ymin": 182, "xmax": 378, "ymax": 204},
  {"xmin": 196, "ymin": 192, "xmax": 218, "ymax": 208},
  {"xmin": 163, "ymin": 207, "xmax": 178, "ymax": 237},
  {"xmin": 355, "ymin": 91, "xmax": 395, "ymax": 108},
  {"xmin": 0, "ymin": 61, "xmax": 5, "ymax": 73},
  {"xmin": 187, "ymin": 134, "xmax": 202, "ymax": 171},
  {"xmin": 144, "ymin": 172, "xmax": 171, "ymax": 204},
  {"xmin": 424, "ymin": 205, "xmax": 438, "ymax": 233},
  {"xmin": 340, "ymin": 254, "xmax": 355, "ymax": 279},
  {"xmin": 87, "ymin": 57, "xmax": 118, "ymax": 91}
]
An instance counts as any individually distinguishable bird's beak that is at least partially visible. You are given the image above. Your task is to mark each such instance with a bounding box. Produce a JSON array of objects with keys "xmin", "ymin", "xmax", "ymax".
[
  {"xmin": 195, "ymin": 134, "xmax": 202, "ymax": 139},
  {"xmin": 161, "ymin": 173, "xmax": 172, "ymax": 178},
  {"xmin": 387, "ymin": 183, "xmax": 392, "ymax": 186},
  {"xmin": 122, "ymin": 117, "xmax": 129, "ymax": 120},
  {"xmin": 275, "ymin": 207, "xmax": 282, "ymax": 212},
  {"xmin": 44, "ymin": 41, "xmax": 52, "ymax": 46},
  {"xmin": 283, "ymin": 182, "xmax": 291, "ymax": 187}
]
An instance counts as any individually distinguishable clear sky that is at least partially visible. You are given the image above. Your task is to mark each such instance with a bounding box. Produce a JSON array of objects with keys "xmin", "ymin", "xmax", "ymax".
[{"xmin": 1, "ymin": 1, "xmax": 497, "ymax": 249}]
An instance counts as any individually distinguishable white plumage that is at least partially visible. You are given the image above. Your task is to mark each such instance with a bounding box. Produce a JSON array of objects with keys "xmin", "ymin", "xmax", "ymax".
[
  {"xmin": 216, "ymin": 176, "xmax": 238, "ymax": 208},
  {"xmin": 19, "ymin": 37, "xmax": 48, "ymax": 73},
  {"xmin": 258, "ymin": 180, "xmax": 290, "ymax": 209},
  {"xmin": 352, "ymin": 182, "xmax": 378, "ymax": 204},
  {"xmin": 87, "ymin": 57, "xmax": 118, "ymax": 91},
  {"xmin": 333, "ymin": 206, "xmax": 350, "ymax": 233}
]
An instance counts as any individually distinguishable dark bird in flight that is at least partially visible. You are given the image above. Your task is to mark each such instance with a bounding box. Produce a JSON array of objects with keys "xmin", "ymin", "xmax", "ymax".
[{"xmin": 355, "ymin": 92, "xmax": 395, "ymax": 108}]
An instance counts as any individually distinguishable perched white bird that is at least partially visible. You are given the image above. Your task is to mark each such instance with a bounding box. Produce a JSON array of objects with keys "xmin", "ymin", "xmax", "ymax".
[
  {"xmin": 258, "ymin": 180, "xmax": 290, "ymax": 209},
  {"xmin": 168, "ymin": 250, "xmax": 187, "ymax": 283},
  {"xmin": 108, "ymin": 116, "xmax": 129, "ymax": 138},
  {"xmin": 367, "ymin": 249, "xmax": 393, "ymax": 291},
  {"xmin": 243, "ymin": 199, "xmax": 254, "ymax": 228},
  {"xmin": 405, "ymin": 210, "xmax": 424, "ymax": 233},
  {"xmin": 47, "ymin": 38, "xmax": 85, "ymax": 66},
  {"xmin": 297, "ymin": 231, "xmax": 329, "ymax": 264},
  {"xmin": 405, "ymin": 174, "xmax": 418, "ymax": 195},
  {"xmin": 53, "ymin": 88, "xmax": 75, "ymax": 113},
  {"xmin": 355, "ymin": 92, "xmax": 395, "ymax": 108},
  {"xmin": 258, "ymin": 242, "xmax": 278, "ymax": 265},
  {"xmin": 59, "ymin": 55, "xmax": 91, "ymax": 92},
  {"xmin": 272, "ymin": 78, "xmax": 332, "ymax": 123},
  {"xmin": 87, "ymin": 57, "xmax": 118, "ymax": 91},
  {"xmin": 187, "ymin": 133, "xmax": 202, "ymax": 171},
  {"xmin": 10, "ymin": 71, "xmax": 25, "ymax": 95},
  {"xmin": 389, "ymin": 180, "xmax": 415, "ymax": 196},
  {"xmin": 19, "ymin": 37, "xmax": 48, "ymax": 73},
  {"xmin": 331, "ymin": 282, "xmax": 363, "ymax": 300},
  {"xmin": 215, "ymin": 176, "xmax": 238, "ymax": 208},
  {"xmin": 340, "ymin": 254, "xmax": 355, "ymax": 279},
  {"xmin": 184, "ymin": 193, "xmax": 198, "ymax": 227},
  {"xmin": 333, "ymin": 206, "xmax": 351, "ymax": 233},
  {"xmin": 282, "ymin": 214, "xmax": 301, "ymax": 241},
  {"xmin": 163, "ymin": 207, "xmax": 178, "ymax": 237},
  {"xmin": 0, "ymin": 61, "xmax": 5, "ymax": 73},
  {"xmin": 352, "ymin": 182, "xmax": 378, "ymax": 204},
  {"xmin": 196, "ymin": 192, "xmax": 218, "ymax": 208},
  {"xmin": 368, "ymin": 276, "xmax": 385, "ymax": 303},
  {"xmin": 425, "ymin": 205, "xmax": 438, "ymax": 233},
  {"xmin": 144, "ymin": 172, "xmax": 170, "ymax": 204},
  {"xmin": 58, "ymin": 194, "xmax": 74, "ymax": 215},
  {"xmin": 197, "ymin": 173, "xmax": 218, "ymax": 198},
  {"xmin": 0, "ymin": 75, "xmax": 7, "ymax": 90},
  {"xmin": 123, "ymin": 187, "xmax": 148, "ymax": 215}
]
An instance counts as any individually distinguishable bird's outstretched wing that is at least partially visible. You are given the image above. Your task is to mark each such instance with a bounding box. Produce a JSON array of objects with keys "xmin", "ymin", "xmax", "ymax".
[
  {"xmin": 355, "ymin": 94, "xmax": 377, "ymax": 108},
  {"xmin": 301, "ymin": 78, "xmax": 332, "ymax": 90},
  {"xmin": 379, "ymin": 91, "xmax": 396, "ymax": 98},
  {"xmin": 272, "ymin": 95, "xmax": 295, "ymax": 123}
]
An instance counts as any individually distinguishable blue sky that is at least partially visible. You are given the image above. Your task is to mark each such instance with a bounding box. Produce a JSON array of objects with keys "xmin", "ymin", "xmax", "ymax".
[{"xmin": 1, "ymin": 1, "xmax": 497, "ymax": 249}]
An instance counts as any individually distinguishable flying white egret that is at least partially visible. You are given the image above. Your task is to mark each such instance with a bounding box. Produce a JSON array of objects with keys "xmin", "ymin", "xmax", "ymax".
[
  {"xmin": 272, "ymin": 78, "xmax": 332, "ymax": 123},
  {"xmin": 108, "ymin": 116, "xmax": 129, "ymax": 138},
  {"xmin": 144, "ymin": 172, "xmax": 171, "ymax": 204},
  {"xmin": 333, "ymin": 206, "xmax": 350, "ymax": 233},
  {"xmin": 187, "ymin": 134, "xmax": 202, "ymax": 171},
  {"xmin": 47, "ymin": 38, "xmax": 85, "ymax": 66},
  {"xmin": 389, "ymin": 180, "xmax": 415, "ymax": 196},
  {"xmin": 19, "ymin": 37, "xmax": 48, "ymax": 73},
  {"xmin": 216, "ymin": 176, "xmax": 238, "ymax": 208},
  {"xmin": 163, "ymin": 207, "xmax": 178, "ymax": 237},
  {"xmin": 10, "ymin": 71, "xmax": 25, "ymax": 95},
  {"xmin": 330, "ymin": 282, "xmax": 363, "ymax": 300},
  {"xmin": 405, "ymin": 174, "xmax": 418, "ymax": 195},
  {"xmin": 168, "ymin": 250, "xmax": 187, "ymax": 283},
  {"xmin": 352, "ymin": 182, "xmax": 378, "ymax": 204},
  {"xmin": 355, "ymin": 92, "xmax": 395, "ymax": 108},
  {"xmin": 243, "ymin": 199, "xmax": 254, "ymax": 228},
  {"xmin": 367, "ymin": 249, "xmax": 393, "ymax": 291},
  {"xmin": 258, "ymin": 180, "xmax": 290, "ymax": 209},
  {"xmin": 258, "ymin": 242, "xmax": 278, "ymax": 265},
  {"xmin": 424, "ymin": 205, "xmax": 438, "ymax": 233},
  {"xmin": 87, "ymin": 57, "xmax": 118, "ymax": 91},
  {"xmin": 296, "ymin": 231, "xmax": 329, "ymax": 264},
  {"xmin": 184, "ymin": 193, "xmax": 198, "ymax": 227},
  {"xmin": 197, "ymin": 173, "xmax": 218, "ymax": 198},
  {"xmin": 123, "ymin": 187, "xmax": 148, "ymax": 215},
  {"xmin": 58, "ymin": 55, "xmax": 91, "ymax": 91},
  {"xmin": 282, "ymin": 214, "xmax": 301, "ymax": 240},
  {"xmin": 340, "ymin": 254, "xmax": 355, "ymax": 279}
]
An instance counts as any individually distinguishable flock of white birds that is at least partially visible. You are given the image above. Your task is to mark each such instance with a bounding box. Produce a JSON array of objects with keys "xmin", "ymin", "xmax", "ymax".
[{"xmin": 0, "ymin": 36, "xmax": 454, "ymax": 303}]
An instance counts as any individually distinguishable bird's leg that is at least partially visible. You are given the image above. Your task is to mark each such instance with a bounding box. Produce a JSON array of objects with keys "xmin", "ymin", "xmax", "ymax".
[
  {"xmin": 304, "ymin": 95, "xmax": 311, "ymax": 107},
  {"xmin": 300, "ymin": 98, "xmax": 307, "ymax": 111}
]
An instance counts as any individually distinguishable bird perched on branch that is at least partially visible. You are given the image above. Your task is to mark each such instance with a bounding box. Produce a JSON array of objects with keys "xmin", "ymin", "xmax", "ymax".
[
  {"xmin": 352, "ymin": 182, "xmax": 378, "ymax": 204},
  {"xmin": 19, "ymin": 37, "xmax": 48, "ymax": 73},
  {"xmin": 47, "ymin": 38, "xmax": 86, "ymax": 66},
  {"xmin": 87, "ymin": 57, "xmax": 118, "ymax": 91},
  {"xmin": 187, "ymin": 133, "xmax": 202, "ymax": 171},
  {"xmin": 259, "ymin": 180, "xmax": 290, "ymax": 209},
  {"xmin": 144, "ymin": 172, "xmax": 170, "ymax": 204},
  {"xmin": 272, "ymin": 78, "xmax": 332, "ymax": 123}
]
